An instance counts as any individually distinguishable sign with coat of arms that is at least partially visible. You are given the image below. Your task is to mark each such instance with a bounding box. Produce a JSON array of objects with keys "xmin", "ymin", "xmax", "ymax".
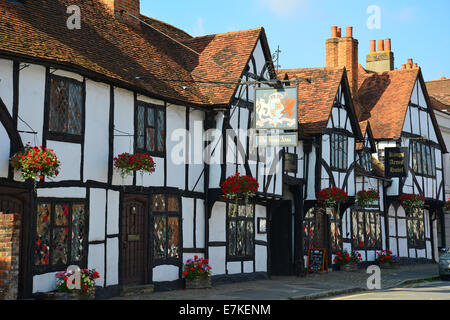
[{"xmin": 255, "ymin": 87, "xmax": 298, "ymax": 130}]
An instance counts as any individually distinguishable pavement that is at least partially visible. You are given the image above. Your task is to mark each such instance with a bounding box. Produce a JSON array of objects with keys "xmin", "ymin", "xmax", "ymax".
[{"xmin": 110, "ymin": 263, "xmax": 441, "ymax": 300}]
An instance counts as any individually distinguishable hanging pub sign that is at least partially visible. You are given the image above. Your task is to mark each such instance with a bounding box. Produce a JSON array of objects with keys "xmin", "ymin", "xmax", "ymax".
[
  {"xmin": 255, "ymin": 87, "xmax": 298, "ymax": 130},
  {"xmin": 255, "ymin": 132, "xmax": 298, "ymax": 147},
  {"xmin": 384, "ymin": 147, "xmax": 408, "ymax": 178}
]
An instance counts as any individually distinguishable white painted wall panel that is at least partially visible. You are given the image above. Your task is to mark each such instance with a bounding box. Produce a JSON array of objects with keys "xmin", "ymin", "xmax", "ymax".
[
  {"xmin": 244, "ymin": 261, "xmax": 253, "ymax": 273},
  {"xmin": 106, "ymin": 237, "xmax": 119, "ymax": 286},
  {"xmin": 18, "ymin": 64, "xmax": 46, "ymax": 147},
  {"xmin": 182, "ymin": 197, "xmax": 194, "ymax": 248},
  {"xmin": 255, "ymin": 245, "xmax": 267, "ymax": 272},
  {"xmin": 84, "ymin": 80, "xmax": 110, "ymax": 183},
  {"xmin": 409, "ymin": 249, "xmax": 416, "ymax": 258},
  {"xmin": 88, "ymin": 243, "xmax": 105, "ymax": 287},
  {"xmin": 37, "ymin": 187, "xmax": 86, "ymax": 198},
  {"xmin": 189, "ymin": 110, "xmax": 205, "ymax": 192},
  {"xmin": 46, "ymin": 140, "xmax": 81, "ymax": 181},
  {"xmin": 389, "ymin": 237, "xmax": 398, "ymax": 256},
  {"xmin": 209, "ymin": 247, "xmax": 226, "ymax": 275},
  {"xmin": 0, "ymin": 59, "xmax": 14, "ymax": 115},
  {"xmin": 209, "ymin": 202, "xmax": 226, "ymax": 242},
  {"xmin": 227, "ymin": 261, "xmax": 241, "ymax": 274},
  {"xmin": 107, "ymin": 190, "xmax": 120, "ymax": 235},
  {"xmin": 112, "ymin": 87, "xmax": 134, "ymax": 186},
  {"xmin": 33, "ymin": 273, "xmax": 57, "ymax": 293},
  {"xmin": 166, "ymin": 104, "xmax": 186, "ymax": 190},
  {"xmin": 153, "ymin": 265, "xmax": 179, "ymax": 282},
  {"xmin": 0, "ymin": 124, "xmax": 10, "ymax": 178},
  {"xmin": 89, "ymin": 188, "xmax": 106, "ymax": 242},
  {"xmin": 398, "ymin": 238, "xmax": 408, "ymax": 257}
]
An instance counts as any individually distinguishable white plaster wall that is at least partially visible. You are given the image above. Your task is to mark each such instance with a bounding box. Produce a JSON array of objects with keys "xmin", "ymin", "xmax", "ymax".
[
  {"xmin": 88, "ymin": 243, "xmax": 105, "ymax": 287},
  {"xmin": 209, "ymin": 247, "xmax": 226, "ymax": 275},
  {"xmin": 88, "ymin": 188, "xmax": 106, "ymax": 242},
  {"xmin": 208, "ymin": 112, "xmax": 224, "ymax": 189},
  {"xmin": 182, "ymin": 197, "xmax": 194, "ymax": 248},
  {"xmin": 136, "ymin": 94, "xmax": 164, "ymax": 106},
  {"xmin": 51, "ymin": 69, "xmax": 84, "ymax": 82},
  {"xmin": 18, "ymin": 64, "xmax": 46, "ymax": 148},
  {"xmin": 153, "ymin": 265, "xmax": 179, "ymax": 282},
  {"xmin": 209, "ymin": 202, "xmax": 226, "ymax": 242},
  {"xmin": 389, "ymin": 237, "xmax": 398, "ymax": 256},
  {"xmin": 0, "ymin": 59, "xmax": 14, "ymax": 115},
  {"xmin": 32, "ymin": 272, "xmax": 57, "ymax": 293},
  {"xmin": 255, "ymin": 245, "xmax": 267, "ymax": 272},
  {"xmin": 36, "ymin": 187, "xmax": 86, "ymax": 199},
  {"xmin": 398, "ymin": 238, "xmax": 408, "ymax": 257},
  {"xmin": 188, "ymin": 110, "xmax": 205, "ymax": 192},
  {"xmin": 106, "ymin": 237, "xmax": 119, "ymax": 286},
  {"xmin": 243, "ymin": 261, "xmax": 253, "ymax": 273},
  {"xmin": 84, "ymin": 79, "xmax": 110, "ymax": 183},
  {"xmin": 112, "ymin": 87, "xmax": 134, "ymax": 186},
  {"xmin": 227, "ymin": 261, "xmax": 241, "ymax": 275},
  {"xmin": 107, "ymin": 190, "xmax": 120, "ymax": 235},
  {"xmin": 46, "ymin": 140, "xmax": 81, "ymax": 182},
  {"xmin": 166, "ymin": 104, "xmax": 186, "ymax": 190},
  {"xmin": 196, "ymin": 200, "xmax": 205, "ymax": 248},
  {"xmin": 0, "ymin": 123, "xmax": 10, "ymax": 178}
]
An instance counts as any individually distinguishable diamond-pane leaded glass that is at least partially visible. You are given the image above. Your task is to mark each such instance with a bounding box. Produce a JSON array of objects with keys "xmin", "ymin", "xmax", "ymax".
[
  {"xmin": 168, "ymin": 196, "xmax": 179, "ymax": 212},
  {"xmin": 168, "ymin": 217, "xmax": 179, "ymax": 258},
  {"xmin": 55, "ymin": 204, "xmax": 69, "ymax": 226},
  {"xmin": 153, "ymin": 215, "xmax": 166, "ymax": 259},
  {"xmin": 35, "ymin": 204, "xmax": 51, "ymax": 265},
  {"xmin": 152, "ymin": 195, "xmax": 166, "ymax": 212},
  {"xmin": 157, "ymin": 110, "xmax": 165, "ymax": 152},
  {"xmin": 52, "ymin": 227, "xmax": 68, "ymax": 265},
  {"xmin": 137, "ymin": 105, "xmax": 145, "ymax": 150},
  {"xmin": 71, "ymin": 204, "xmax": 85, "ymax": 262},
  {"xmin": 49, "ymin": 77, "xmax": 83, "ymax": 135}
]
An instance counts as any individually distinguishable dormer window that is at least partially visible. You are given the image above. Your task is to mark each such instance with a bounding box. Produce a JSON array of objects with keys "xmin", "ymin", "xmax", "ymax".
[{"xmin": 411, "ymin": 141, "xmax": 436, "ymax": 178}]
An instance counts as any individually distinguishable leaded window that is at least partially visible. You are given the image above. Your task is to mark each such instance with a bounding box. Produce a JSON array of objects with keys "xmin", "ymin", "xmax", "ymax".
[
  {"xmin": 407, "ymin": 208, "xmax": 425, "ymax": 248},
  {"xmin": 303, "ymin": 208, "xmax": 316, "ymax": 253},
  {"xmin": 152, "ymin": 194, "xmax": 180, "ymax": 260},
  {"xmin": 358, "ymin": 150, "xmax": 372, "ymax": 172},
  {"xmin": 34, "ymin": 201, "xmax": 87, "ymax": 271},
  {"xmin": 227, "ymin": 203, "xmax": 254, "ymax": 259},
  {"xmin": 351, "ymin": 210, "xmax": 382, "ymax": 249},
  {"xmin": 411, "ymin": 141, "xmax": 436, "ymax": 178},
  {"xmin": 329, "ymin": 208, "xmax": 342, "ymax": 252},
  {"xmin": 136, "ymin": 102, "xmax": 165, "ymax": 156},
  {"xmin": 330, "ymin": 133, "xmax": 348, "ymax": 170},
  {"xmin": 48, "ymin": 75, "xmax": 83, "ymax": 137}
]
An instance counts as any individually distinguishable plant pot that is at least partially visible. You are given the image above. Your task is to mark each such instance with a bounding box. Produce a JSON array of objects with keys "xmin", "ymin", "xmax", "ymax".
[
  {"xmin": 379, "ymin": 262, "xmax": 395, "ymax": 269},
  {"xmin": 341, "ymin": 263, "xmax": 358, "ymax": 272},
  {"xmin": 41, "ymin": 290, "xmax": 95, "ymax": 300},
  {"xmin": 185, "ymin": 276, "xmax": 212, "ymax": 289}
]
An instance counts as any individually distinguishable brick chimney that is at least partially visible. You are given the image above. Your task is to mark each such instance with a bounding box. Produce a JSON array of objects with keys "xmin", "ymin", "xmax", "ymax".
[
  {"xmin": 326, "ymin": 26, "xmax": 359, "ymax": 96},
  {"xmin": 366, "ymin": 38, "xmax": 395, "ymax": 73},
  {"xmin": 99, "ymin": 0, "xmax": 141, "ymax": 28}
]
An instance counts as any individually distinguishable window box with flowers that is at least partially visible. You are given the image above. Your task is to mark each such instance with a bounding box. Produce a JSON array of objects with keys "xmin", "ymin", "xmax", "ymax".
[
  {"xmin": 182, "ymin": 256, "xmax": 212, "ymax": 289},
  {"xmin": 333, "ymin": 250, "xmax": 362, "ymax": 272},
  {"xmin": 376, "ymin": 250, "xmax": 400, "ymax": 269},
  {"xmin": 399, "ymin": 193, "xmax": 425, "ymax": 212},
  {"xmin": 316, "ymin": 186, "xmax": 348, "ymax": 213},
  {"xmin": 356, "ymin": 189, "xmax": 379, "ymax": 207},
  {"xmin": 113, "ymin": 152, "xmax": 156, "ymax": 181},
  {"xmin": 10, "ymin": 144, "xmax": 60, "ymax": 187}
]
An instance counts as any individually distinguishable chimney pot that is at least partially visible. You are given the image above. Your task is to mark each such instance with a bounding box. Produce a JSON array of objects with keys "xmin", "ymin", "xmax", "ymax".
[
  {"xmin": 337, "ymin": 28, "xmax": 342, "ymax": 38},
  {"xmin": 346, "ymin": 27, "xmax": 353, "ymax": 38},
  {"xmin": 378, "ymin": 40, "xmax": 384, "ymax": 51},
  {"xmin": 385, "ymin": 38, "xmax": 391, "ymax": 51},
  {"xmin": 331, "ymin": 26, "xmax": 338, "ymax": 38},
  {"xmin": 413, "ymin": 63, "xmax": 418, "ymax": 68},
  {"xmin": 406, "ymin": 63, "xmax": 412, "ymax": 70},
  {"xmin": 370, "ymin": 40, "xmax": 376, "ymax": 53},
  {"xmin": 407, "ymin": 58, "xmax": 413, "ymax": 65},
  {"xmin": 401, "ymin": 64, "xmax": 406, "ymax": 70}
]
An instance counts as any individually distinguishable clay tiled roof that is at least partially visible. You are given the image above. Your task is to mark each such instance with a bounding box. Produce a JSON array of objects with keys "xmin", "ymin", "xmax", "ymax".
[
  {"xmin": 277, "ymin": 67, "xmax": 347, "ymax": 135},
  {"xmin": 0, "ymin": 0, "xmax": 266, "ymax": 107},
  {"xmin": 426, "ymin": 78, "xmax": 450, "ymax": 106},
  {"xmin": 354, "ymin": 66, "xmax": 419, "ymax": 139}
]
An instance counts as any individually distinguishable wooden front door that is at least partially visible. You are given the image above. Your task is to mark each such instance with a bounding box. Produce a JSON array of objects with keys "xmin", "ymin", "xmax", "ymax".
[
  {"xmin": 314, "ymin": 208, "xmax": 329, "ymax": 249},
  {"xmin": 121, "ymin": 195, "xmax": 148, "ymax": 285}
]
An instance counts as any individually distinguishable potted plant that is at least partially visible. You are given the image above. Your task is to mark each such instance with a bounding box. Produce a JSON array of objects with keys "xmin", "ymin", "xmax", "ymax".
[
  {"xmin": 376, "ymin": 250, "xmax": 400, "ymax": 268},
  {"xmin": 399, "ymin": 193, "xmax": 425, "ymax": 212},
  {"xmin": 221, "ymin": 172, "xmax": 259, "ymax": 205},
  {"xmin": 113, "ymin": 152, "xmax": 156, "ymax": 179},
  {"xmin": 356, "ymin": 189, "xmax": 379, "ymax": 207},
  {"xmin": 10, "ymin": 144, "xmax": 60, "ymax": 187},
  {"xmin": 333, "ymin": 250, "xmax": 362, "ymax": 272},
  {"xmin": 182, "ymin": 256, "xmax": 212, "ymax": 289},
  {"xmin": 316, "ymin": 186, "xmax": 348, "ymax": 213},
  {"xmin": 54, "ymin": 267, "xmax": 100, "ymax": 299}
]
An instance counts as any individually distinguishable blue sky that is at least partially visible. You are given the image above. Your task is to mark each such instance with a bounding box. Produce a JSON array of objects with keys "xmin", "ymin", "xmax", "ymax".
[{"xmin": 141, "ymin": 0, "xmax": 450, "ymax": 81}]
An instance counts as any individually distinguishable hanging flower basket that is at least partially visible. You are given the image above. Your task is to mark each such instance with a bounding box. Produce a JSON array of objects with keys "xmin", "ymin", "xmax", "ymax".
[
  {"xmin": 356, "ymin": 189, "xmax": 379, "ymax": 207},
  {"xmin": 113, "ymin": 152, "xmax": 156, "ymax": 178},
  {"xmin": 10, "ymin": 144, "xmax": 60, "ymax": 183},
  {"xmin": 182, "ymin": 256, "xmax": 212, "ymax": 289},
  {"xmin": 316, "ymin": 187, "xmax": 348, "ymax": 210},
  {"xmin": 399, "ymin": 193, "xmax": 425, "ymax": 212},
  {"xmin": 221, "ymin": 173, "xmax": 259, "ymax": 203}
]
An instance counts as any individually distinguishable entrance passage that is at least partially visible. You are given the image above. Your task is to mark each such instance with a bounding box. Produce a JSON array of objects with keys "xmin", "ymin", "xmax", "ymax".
[
  {"xmin": 121, "ymin": 195, "xmax": 148, "ymax": 285},
  {"xmin": 269, "ymin": 200, "xmax": 294, "ymax": 275}
]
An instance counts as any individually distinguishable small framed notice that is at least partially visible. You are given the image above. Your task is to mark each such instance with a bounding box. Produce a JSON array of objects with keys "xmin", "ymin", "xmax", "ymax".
[{"xmin": 257, "ymin": 218, "xmax": 267, "ymax": 234}]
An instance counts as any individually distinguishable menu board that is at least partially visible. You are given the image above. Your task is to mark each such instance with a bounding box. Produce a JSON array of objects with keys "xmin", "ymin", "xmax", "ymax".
[{"xmin": 307, "ymin": 248, "xmax": 328, "ymax": 274}]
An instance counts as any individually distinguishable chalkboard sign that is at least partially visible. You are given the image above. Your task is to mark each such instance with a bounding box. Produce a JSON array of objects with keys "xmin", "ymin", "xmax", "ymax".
[{"xmin": 307, "ymin": 248, "xmax": 328, "ymax": 274}]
